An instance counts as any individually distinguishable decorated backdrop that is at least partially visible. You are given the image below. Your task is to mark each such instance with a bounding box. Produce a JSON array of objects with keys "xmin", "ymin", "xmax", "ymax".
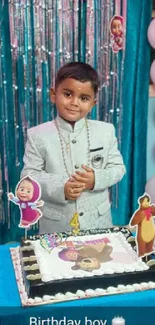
[{"xmin": 0, "ymin": 0, "xmax": 152, "ymax": 243}]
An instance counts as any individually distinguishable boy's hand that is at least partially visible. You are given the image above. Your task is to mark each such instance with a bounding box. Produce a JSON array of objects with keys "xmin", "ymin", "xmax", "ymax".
[
  {"xmin": 64, "ymin": 180, "xmax": 85, "ymax": 201},
  {"xmin": 71, "ymin": 165, "xmax": 95, "ymax": 190}
]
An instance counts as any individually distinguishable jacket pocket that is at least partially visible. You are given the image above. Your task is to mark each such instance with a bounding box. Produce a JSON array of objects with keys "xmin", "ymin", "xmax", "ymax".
[
  {"xmin": 97, "ymin": 200, "xmax": 110, "ymax": 216},
  {"xmin": 90, "ymin": 148, "xmax": 108, "ymax": 169}
]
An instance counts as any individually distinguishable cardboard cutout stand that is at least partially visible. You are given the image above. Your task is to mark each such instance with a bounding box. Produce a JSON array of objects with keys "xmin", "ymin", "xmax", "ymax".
[{"xmin": 129, "ymin": 193, "xmax": 155, "ymax": 258}]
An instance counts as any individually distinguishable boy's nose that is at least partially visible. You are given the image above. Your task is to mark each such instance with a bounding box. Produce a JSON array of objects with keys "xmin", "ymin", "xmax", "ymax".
[{"xmin": 71, "ymin": 97, "xmax": 78, "ymax": 106}]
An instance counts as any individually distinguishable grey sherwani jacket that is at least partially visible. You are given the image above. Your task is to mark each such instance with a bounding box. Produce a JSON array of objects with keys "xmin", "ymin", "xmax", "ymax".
[{"xmin": 21, "ymin": 115, "xmax": 126, "ymax": 233}]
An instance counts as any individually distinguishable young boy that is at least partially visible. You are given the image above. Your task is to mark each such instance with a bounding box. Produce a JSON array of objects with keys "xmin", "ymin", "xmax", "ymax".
[{"xmin": 21, "ymin": 62, "xmax": 126, "ymax": 233}]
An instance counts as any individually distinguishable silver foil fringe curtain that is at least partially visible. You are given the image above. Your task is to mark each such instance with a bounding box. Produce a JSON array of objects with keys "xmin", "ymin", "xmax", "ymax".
[{"xmin": 0, "ymin": 0, "xmax": 126, "ymax": 227}]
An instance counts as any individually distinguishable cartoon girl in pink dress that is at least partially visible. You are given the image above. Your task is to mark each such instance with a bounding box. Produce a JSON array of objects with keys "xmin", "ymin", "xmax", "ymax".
[
  {"xmin": 8, "ymin": 176, "xmax": 44, "ymax": 228},
  {"xmin": 110, "ymin": 15, "xmax": 124, "ymax": 53},
  {"xmin": 58, "ymin": 248, "xmax": 79, "ymax": 262}
]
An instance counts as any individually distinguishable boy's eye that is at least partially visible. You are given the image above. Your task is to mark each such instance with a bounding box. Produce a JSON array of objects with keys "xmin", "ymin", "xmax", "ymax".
[
  {"xmin": 80, "ymin": 96, "xmax": 88, "ymax": 101},
  {"xmin": 64, "ymin": 92, "xmax": 71, "ymax": 97},
  {"xmin": 20, "ymin": 188, "xmax": 24, "ymax": 192}
]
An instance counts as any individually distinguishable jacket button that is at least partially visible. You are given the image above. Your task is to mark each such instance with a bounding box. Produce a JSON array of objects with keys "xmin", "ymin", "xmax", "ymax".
[
  {"xmin": 74, "ymin": 165, "xmax": 79, "ymax": 169},
  {"xmin": 72, "ymin": 140, "xmax": 76, "ymax": 144},
  {"xmin": 79, "ymin": 212, "xmax": 84, "ymax": 216}
]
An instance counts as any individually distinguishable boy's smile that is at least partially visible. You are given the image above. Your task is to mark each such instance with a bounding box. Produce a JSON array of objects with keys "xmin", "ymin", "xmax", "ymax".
[{"xmin": 50, "ymin": 78, "xmax": 96, "ymax": 122}]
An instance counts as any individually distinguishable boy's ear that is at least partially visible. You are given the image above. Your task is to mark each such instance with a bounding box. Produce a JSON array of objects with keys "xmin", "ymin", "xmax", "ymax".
[
  {"xmin": 89, "ymin": 99, "xmax": 97, "ymax": 111},
  {"xmin": 93, "ymin": 99, "xmax": 97, "ymax": 106},
  {"xmin": 50, "ymin": 88, "xmax": 56, "ymax": 103}
]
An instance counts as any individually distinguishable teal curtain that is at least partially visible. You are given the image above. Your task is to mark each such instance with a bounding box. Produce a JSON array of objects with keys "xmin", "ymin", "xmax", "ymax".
[
  {"xmin": 0, "ymin": 0, "xmax": 152, "ymax": 243},
  {"xmin": 112, "ymin": 0, "xmax": 152, "ymax": 225}
]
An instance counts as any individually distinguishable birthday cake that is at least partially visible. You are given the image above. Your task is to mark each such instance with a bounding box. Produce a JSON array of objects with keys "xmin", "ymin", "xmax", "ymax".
[
  {"xmin": 10, "ymin": 227, "xmax": 155, "ymax": 306},
  {"xmin": 8, "ymin": 178, "xmax": 155, "ymax": 307}
]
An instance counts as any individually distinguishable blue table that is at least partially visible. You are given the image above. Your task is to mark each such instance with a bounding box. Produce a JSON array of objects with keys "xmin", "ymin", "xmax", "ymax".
[{"xmin": 1, "ymin": 243, "xmax": 155, "ymax": 325}]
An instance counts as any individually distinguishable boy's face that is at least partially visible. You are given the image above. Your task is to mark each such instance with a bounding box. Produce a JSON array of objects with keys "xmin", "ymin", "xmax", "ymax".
[{"xmin": 50, "ymin": 78, "xmax": 96, "ymax": 122}]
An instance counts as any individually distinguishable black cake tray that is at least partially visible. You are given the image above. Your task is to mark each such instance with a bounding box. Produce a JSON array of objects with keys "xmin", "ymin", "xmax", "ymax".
[{"xmin": 19, "ymin": 227, "xmax": 155, "ymax": 299}]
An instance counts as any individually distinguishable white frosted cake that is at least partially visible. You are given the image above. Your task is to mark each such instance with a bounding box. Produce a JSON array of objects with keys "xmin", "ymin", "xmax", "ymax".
[
  {"xmin": 29, "ymin": 232, "xmax": 148, "ymax": 282},
  {"xmin": 10, "ymin": 227, "xmax": 155, "ymax": 306}
]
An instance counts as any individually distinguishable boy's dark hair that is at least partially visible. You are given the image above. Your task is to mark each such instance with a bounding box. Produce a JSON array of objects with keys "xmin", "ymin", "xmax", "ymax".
[{"xmin": 55, "ymin": 62, "xmax": 100, "ymax": 95}]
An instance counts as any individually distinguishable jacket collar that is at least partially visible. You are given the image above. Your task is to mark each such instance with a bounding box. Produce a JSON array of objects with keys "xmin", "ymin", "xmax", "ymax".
[{"xmin": 56, "ymin": 115, "xmax": 86, "ymax": 133}]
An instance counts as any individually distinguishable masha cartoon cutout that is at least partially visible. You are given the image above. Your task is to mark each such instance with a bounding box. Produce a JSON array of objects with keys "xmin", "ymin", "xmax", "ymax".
[
  {"xmin": 8, "ymin": 176, "xmax": 44, "ymax": 228},
  {"xmin": 129, "ymin": 193, "xmax": 155, "ymax": 258},
  {"xmin": 110, "ymin": 15, "xmax": 124, "ymax": 53}
]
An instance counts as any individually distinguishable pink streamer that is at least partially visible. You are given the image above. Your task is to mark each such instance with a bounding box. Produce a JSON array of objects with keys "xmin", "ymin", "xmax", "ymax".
[{"xmin": 115, "ymin": 0, "xmax": 121, "ymax": 15}]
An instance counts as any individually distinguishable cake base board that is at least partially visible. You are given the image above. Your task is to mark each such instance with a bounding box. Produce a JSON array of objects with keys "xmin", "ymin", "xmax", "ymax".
[{"xmin": 11, "ymin": 247, "xmax": 155, "ymax": 308}]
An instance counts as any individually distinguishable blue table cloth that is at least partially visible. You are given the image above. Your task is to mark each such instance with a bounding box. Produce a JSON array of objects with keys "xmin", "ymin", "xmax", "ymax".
[{"xmin": 1, "ymin": 243, "xmax": 155, "ymax": 325}]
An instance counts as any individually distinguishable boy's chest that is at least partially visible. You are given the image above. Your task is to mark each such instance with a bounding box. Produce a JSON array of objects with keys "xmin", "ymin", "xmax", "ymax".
[{"xmin": 43, "ymin": 128, "xmax": 110, "ymax": 174}]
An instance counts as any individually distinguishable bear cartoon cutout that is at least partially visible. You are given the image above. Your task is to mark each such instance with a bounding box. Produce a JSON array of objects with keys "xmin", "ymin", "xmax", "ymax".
[
  {"xmin": 8, "ymin": 176, "xmax": 44, "ymax": 228},
  {"xmin": 129, "ymin": 193, "xmax": 155, "ymax": 257}
]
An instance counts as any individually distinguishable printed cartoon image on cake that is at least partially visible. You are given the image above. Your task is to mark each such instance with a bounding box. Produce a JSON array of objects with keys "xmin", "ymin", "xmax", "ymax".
[
  {"xmin": 58, "ymin": 237, "xmax": 113, "ymax": 272},
  {"xmin": 129, "ymin": 193, "xmax": 155, "ymax": 257},
  {"xmin": 40, "ymin": 233, "xmax": 67, "ymax": 253},
  {"xmin": 8, "ymin": 176, "xmax": 44, "ymax": 228}
]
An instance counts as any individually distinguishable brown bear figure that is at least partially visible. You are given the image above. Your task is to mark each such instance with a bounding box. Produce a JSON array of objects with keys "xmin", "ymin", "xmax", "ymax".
[
  {"xmin": 130, "ymin": 194, "xmax": 155, "ymax": 257},
  {"xmin": 71, "ymin": 244, "xmax": 113, "ymax": 272}
]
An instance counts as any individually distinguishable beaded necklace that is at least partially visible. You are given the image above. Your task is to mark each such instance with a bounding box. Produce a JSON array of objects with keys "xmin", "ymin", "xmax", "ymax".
[
  {"xmin": 54, "ymin": 118, "xmax": 91, "ymax": 234},
  {"xmin": 55, "ymin": 121, "xmax": 86, "ymax": 153},
  {"xmin": 54, "ymin": 118, "xmax": 91, "ymax": 178}
]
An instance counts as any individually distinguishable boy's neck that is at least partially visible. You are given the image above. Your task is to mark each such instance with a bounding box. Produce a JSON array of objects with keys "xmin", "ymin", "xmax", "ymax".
[
  {"xmin": 59, "ymin": 115, "xmax": 76, "ymax": 128},
  {"xmin": 57, "ymin": 114, "xmax": 86, "ymax": 132}
]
